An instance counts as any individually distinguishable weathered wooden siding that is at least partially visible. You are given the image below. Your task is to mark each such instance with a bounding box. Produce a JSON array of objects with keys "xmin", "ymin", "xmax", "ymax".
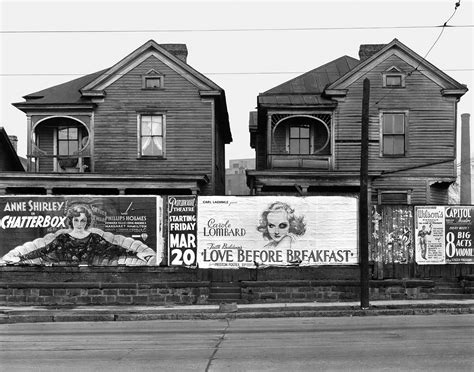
[
  {"xmin": 93, "ymin": 56, "xmax": 214, "ymax": 187},
  {"xmin": 37, "ymin": 126, "xmax": 54, "ymax": 171},
  {"xmin": 372, "ymin": 177, "xmax": 428, "ymax": 204},
  {"xmin": 214, "ymin": 106, "xmax": 226, "ymax": 195},
  {"xmin": 272, "ymin": 125, "xmax": 287, "ymax": 153},
  {"xmin": 428, "ymin": 184, "xmax": 450, "ymax": 205},
  {"xmin": 256, "ymin": 123, "xmax": 267, "ymax": 170},
  {"xmin": 335, "ymin": 54, "xmax": 456, "ymax": 179}
]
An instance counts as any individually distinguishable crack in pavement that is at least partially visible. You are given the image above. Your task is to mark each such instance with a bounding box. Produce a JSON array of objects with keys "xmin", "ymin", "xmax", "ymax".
[{"xmin": 205, "ymin": 318, "xmax": 231, "ymax": 372}]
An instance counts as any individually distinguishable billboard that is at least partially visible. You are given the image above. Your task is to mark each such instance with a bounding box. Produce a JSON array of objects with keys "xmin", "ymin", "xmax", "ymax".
[
  {"xmin": 197, "ymin": 196, "xmax": 359, "ymax": 268},
  {"xmin": 168, "ymin": 195, "xmax": 197, "ymax": 267},
  {"xmin": 0, "ymin": 196, "xmax": 162, "ymax": 266},
  {"xmin": 415, "ymin": 206, "xmax": 473, "ymax": 264}
]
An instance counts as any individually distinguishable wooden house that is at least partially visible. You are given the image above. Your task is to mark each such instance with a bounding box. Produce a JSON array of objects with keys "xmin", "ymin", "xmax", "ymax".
[
  {"xmin": 248, "ymin": 39, "xmax": 467, "ymax": 206},
  {"xmin": 0, "ymin": 128, "xmax": 25, "ymax": 172},
  {"xmin": 1, "ymin": 40, "xmax": 232, "ymax": 196}
]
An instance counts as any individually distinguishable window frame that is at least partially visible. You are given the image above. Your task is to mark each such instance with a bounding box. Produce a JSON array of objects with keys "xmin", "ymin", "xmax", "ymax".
[
  {"xmin": 137, "ymin": 113, "xmax": 166, "ymax": 159},
  {"xmin": 382, "ymin": 66, "xmax": 406, "ymax": 88},
  {"xmin": 287, "ymin": 123, "xmax": 312, "ymax": 155},
  {"xmin": 142, "ymin": 69, "xmax": 164, "ymax": 90},
  {"xmin": 379, "ymin": 110, "xmax": 408, "ymax": 157},
  {"xmin": 57, "ymin": 126, "xmax": 80, "ymax": 157},
  {"xmin": 378, "ymin": 190, "xmax": 412, "ymax": 205}
]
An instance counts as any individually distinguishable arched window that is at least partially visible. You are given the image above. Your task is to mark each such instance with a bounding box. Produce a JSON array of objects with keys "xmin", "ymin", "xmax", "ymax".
[{"xmin": 272, "ymin": 115, "xmax": 330, "ymax": 155}]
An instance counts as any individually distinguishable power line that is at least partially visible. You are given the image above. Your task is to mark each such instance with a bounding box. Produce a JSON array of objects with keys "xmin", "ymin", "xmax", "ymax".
[
  {"xmin": 375, "ymin": 0, "xmax": 463, "ymax": 106},
  {"xmin": 0, "ymin": 24, "xmax": 472, "ymax": 34},
  {"xmin": 0, "ymin": 68, "xmax": 472, "ymax": 77}
]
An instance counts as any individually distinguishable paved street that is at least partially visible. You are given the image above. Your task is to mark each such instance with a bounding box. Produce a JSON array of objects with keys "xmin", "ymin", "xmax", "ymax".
[{"xmin": 0, "ymin": 315, "xmax": 472, "ymax": 371}]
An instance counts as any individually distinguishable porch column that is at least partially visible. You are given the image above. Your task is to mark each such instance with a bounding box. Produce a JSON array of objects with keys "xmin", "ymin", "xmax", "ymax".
[{"xmin": 266, "ymin": 113, "xmax": 272, "ymax": 168}]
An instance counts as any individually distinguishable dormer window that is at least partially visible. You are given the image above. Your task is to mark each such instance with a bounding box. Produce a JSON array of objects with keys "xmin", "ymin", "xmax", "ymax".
[
  {"xmin": 142, "ymin": 69, "xmax": 164, "ymax": 89},
  {"xmin": 382, "ymin": 67, "xmax": 406, "ymax": 88}
]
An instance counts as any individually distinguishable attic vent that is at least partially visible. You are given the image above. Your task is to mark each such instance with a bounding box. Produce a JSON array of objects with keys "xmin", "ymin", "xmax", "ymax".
[
  {"xmin": 383, "ymin": 66, "xmax": 406, "ymax": 88},
  {"xmin": 142, "ymin": 69, "xmax": 164, "ymax": 89}
]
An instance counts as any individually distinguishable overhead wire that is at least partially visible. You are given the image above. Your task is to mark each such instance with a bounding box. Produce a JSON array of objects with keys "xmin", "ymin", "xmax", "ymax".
[
  {"xmin": 374, "ymin": 0, "xmax": 463, "ymax": 105},
  {"xmin": 0, "ymin": 24, "xmax": 472, "ymax": 34}
]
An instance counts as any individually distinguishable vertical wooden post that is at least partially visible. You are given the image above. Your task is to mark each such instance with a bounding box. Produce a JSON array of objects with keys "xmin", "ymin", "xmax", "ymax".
[{"xmin": 360, "ymin": 78, "xmax": 370, "ymax": 309}]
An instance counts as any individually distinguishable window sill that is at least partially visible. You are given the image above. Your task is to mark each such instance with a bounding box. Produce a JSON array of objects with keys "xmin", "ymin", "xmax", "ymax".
[{"xmin": 137, "ymin": 156, "xmax": 166, "ymax": 160}]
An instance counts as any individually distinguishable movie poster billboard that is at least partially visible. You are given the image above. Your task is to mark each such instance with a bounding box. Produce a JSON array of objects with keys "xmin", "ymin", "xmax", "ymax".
[
  {"xmin": 168, "ymin": 195, "xmax": 197, "ymax": 267},
  {"xmin": 197, "ymin": 196, "xmax": 358, "ymax": 268},
  {"xmin": 444, "ymin": 206, "xmax": 473, "ymax": 264},
  {"xmin": 415, "ymin": 206, "xmax": 474, "ymax": 265},
  {"xmin": 414, "ymin": 206, "xmax": 445, "ymax": 264},
  {"xmin": 0, "ymin": 196, "xmax": 162, "ymax": 266}
]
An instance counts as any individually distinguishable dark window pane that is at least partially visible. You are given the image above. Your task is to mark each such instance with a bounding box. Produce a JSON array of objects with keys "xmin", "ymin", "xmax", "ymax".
[{"xmin": 381, "ymin": 192, "xmax": 407, "ymax": 204}]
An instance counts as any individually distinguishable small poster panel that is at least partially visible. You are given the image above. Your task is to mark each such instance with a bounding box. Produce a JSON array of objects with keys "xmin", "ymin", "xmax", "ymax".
[
  {"xmin": 0, "ymin": 196, "xmax": 161, "ymax": 266},
  {"xmin": 444, "ymin": 206, "xmax": 474, "ymax": 264},
  {"xmin": 415, "ymin": 206, "xmax": 474, "ymax": 265},
  {"xmin": 414, "ymin": 206, "xmax": 445, "ymax": 264},
  {"xmin": 197, "ymin": 196, "xmax": 359, "ymax": 269},
  {"xmin": 167, "ymin": 195, "xmax": 198, "ymax": 267}
]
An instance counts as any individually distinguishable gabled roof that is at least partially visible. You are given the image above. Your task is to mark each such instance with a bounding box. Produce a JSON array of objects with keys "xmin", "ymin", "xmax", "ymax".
[
  {"xmin": 258, "ymin": 55, "xmax": 360, "ymax": 107},
  {"xmin": 12, "ymin": 40, "xmax": 232, "ymax": 143},
  {"xmin": 81, "ymin": 40, "xmax": 223, "ymax": 94},
  {"xmin": 0, "ymin": 127, "xmax": 25, "ymax": 171},
  {"xmin": 326, "ymin": 38, "xmax": 468, "ymax": 96}
]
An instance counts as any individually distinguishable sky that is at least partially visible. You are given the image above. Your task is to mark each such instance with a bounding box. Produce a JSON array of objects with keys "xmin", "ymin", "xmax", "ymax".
[{"xmin": 0, "ymin": 0, "xmax": 473, "ymax": 166}]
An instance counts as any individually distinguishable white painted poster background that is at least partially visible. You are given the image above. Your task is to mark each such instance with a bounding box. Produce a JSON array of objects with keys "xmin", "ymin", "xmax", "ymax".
[{"xmin": 197, "ymin": 196, "xmax": 359, "ymax": 268}]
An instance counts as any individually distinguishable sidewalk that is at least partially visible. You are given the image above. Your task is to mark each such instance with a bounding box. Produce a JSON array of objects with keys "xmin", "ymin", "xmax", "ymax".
[{"xmin": 1, "ymin": 299, "xmax": 473, "ymax": 324}]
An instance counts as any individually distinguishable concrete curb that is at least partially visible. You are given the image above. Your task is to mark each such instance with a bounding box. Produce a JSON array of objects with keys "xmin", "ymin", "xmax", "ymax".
[{"xmin": 1, "ymin": 301, "xmax": 473, "ymax": 324}]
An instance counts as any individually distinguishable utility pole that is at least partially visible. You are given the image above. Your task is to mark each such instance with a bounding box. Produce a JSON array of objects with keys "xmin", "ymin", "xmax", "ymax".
[{"xmin": 360, "ymin": 78, "xmax": 370, "ymax": 309}]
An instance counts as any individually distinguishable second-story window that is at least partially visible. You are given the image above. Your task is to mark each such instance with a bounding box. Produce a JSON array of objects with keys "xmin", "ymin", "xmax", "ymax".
[
  {"xmin": 139, "ymin": 114, "xmax": 165, "ymax": 157},
  {"xmin": 289, "ymin": 124, "xmax": 311, "ymax": 154},
  {"xmin": 58, "ymin": 127, "xmax": 79, "ymax": 157},
  {"xmin": 382, "ymin": 112, "xmax": 406, "ymax": 156}
]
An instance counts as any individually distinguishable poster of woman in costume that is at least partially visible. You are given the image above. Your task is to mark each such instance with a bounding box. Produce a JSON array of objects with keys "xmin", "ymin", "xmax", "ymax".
[{"xmin": 0, "ymin": 196, "xmax": 161, "ymax": 266}]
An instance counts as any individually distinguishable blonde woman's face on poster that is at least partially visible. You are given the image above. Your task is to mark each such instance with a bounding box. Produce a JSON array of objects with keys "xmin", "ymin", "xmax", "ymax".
[{"xmin": 267, "ymin": 210, "xmax": 290, "ymax": 242}]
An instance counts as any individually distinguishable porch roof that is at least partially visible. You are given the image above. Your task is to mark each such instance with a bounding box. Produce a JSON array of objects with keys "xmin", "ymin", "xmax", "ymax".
[
  {"xmin": 0, "ymin": 172, "xmax": 209, "ymax": 195},
  {"xmin": 258, "ymin": 55, "xmax": 360, "ymax": 107}
]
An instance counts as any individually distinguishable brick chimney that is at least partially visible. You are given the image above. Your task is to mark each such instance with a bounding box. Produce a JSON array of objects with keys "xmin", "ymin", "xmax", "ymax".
[
  {"xmin": 460, "ymin": 113, "xmax": 471, "ymax": 204},
  {"xmin": 359, "ymin": 44, "xmax": 386, "ymax": 61},
  {"xmin": 160, "ymin": 44, "xmax": 188, "ymax": 63},
  {"xmin": 8, "ymin": 135, "xmax": 18, "ymax": 152}
]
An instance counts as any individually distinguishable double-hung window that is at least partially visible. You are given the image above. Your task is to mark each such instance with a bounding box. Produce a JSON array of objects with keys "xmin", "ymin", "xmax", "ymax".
[
  {"xmin": 381, "ymin": 112, "xmax": 406, "ymax": 156},
  {"xmin": 139, "ymin": 114, "xmax": 164, "ymax": 157},
  {"xmin": 289, "ymin": 124, "xmax": 311, "ymax": 154},
  {"xmin": 58, "ymin": 127, "xmax": 79, "ymax": 157}
]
